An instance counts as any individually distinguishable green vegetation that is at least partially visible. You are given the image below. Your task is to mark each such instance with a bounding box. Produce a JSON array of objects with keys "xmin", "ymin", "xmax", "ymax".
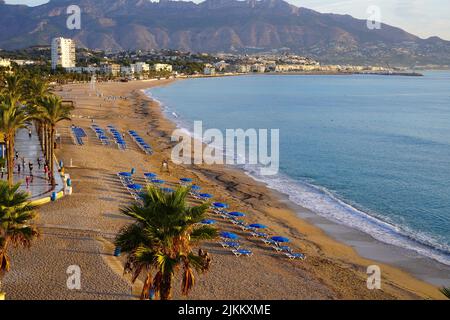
[
  {"xmin": 0, "ymin": 70, "xmax": 73, "ymax": 186},
  {"xmin": 0, "ymin": 180, "xmax": 40, "ymax": 294},
  {"xmin": 34, "ymin": 95, "xmax": 73, "ymax": 186},
  {"xmin": 0, "ymin": 75, "xmax": 31, "ymax": 186},
  {"xmin": 440, "ymin": 286, "xmax": 450, "ymax": 299},
  {"xmin": 115, "ymin": 186, "xmax": 218, "ymax": 300}
]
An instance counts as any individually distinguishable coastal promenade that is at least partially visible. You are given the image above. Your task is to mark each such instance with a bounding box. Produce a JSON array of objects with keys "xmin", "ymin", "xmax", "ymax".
[{"xmin": 5, "ymin": 126, "xmax": 64, "ymax": 200}]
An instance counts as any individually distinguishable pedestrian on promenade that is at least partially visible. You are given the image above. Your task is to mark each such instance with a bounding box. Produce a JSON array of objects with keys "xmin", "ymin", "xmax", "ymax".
[
  {"xmin": 29, "ymin": 161, "xmax": 33, "ymax": 175},
  {"xmin": 15, "ymin": 151, "xmax": 19, "ymax": 160},
  {"xmin": 161, "ymin": 159, "xmax": 170, "ymax": 174},
  {"xmin": 21, "ymin": 157, "xmax": 25, "ymax": 169},
  {"xmin": 44, "ymin": 164, "xmax": 49, "ymax": 175},
  {"xmin": 0, "ymin": 165, "xmax": 5, "ymax": 179},
  {"xmin": 17, "ymin": 163, "xmax": 21, "ymax": 174},
  {"xmin": 37, "ymin": 157, "xmax": 41, "ymax": 169},
  {"xmin": 48, "ymin": 171, "xmax": 53, "ymax": 184},
  {"xmin": 25, "ymin": 176, "xmax": 30, "ymax": 189},
  {"xmin": 28, "ymin": 128, "xmax": 32, "ymax": 139}
]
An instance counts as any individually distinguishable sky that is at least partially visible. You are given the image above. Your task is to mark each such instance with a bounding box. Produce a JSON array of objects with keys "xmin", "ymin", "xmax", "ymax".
[{"xmin": 5, "ymin": 0, "xmax": 450, "ymax": 40}]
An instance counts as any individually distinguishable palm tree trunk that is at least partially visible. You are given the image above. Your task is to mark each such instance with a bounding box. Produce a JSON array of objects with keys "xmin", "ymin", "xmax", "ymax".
[
  {"xmin": 38, "ymin": 121, "xmax": 43, "ymax": 149},
  {"xmin": 140, "ymin": 272, "xmax": 152, "ymax": 300},
  {"xmin": 43, "ymin": 124, "xmax": 47, "ymax": 162},
  {"xmin": 0, "ymin": 239, "xmax": 10, "ymax": 292},
  {"xmin": 160, "ymin": 274, "xmax": 173, "ymax": 300},
  {"xmin": 50, "ymin": 126, "xmax": 56, "ymax": 186},
  {"xmin": 42, "ymin": 123, "xmax": 47, "ymax": 158},
  {"xmin": 6, "ymin": 137, "xmax": 14, "ymax": 187},
  {"xmin": 46, "ymin": 127, "xmax": 51, "ymax": 165}
]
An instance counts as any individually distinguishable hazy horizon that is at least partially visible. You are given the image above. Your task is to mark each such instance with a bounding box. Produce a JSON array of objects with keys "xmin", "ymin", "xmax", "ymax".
[{"xmin": 4, "ymin": 0, "xmax": 450, "ymax": 41}]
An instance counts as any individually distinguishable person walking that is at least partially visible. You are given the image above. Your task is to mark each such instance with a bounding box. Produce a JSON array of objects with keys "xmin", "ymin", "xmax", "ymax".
[
  {"xmin": 25, "ymin": 176, "xmax": 30, "ymax": 189},
  {"xmin": 28, "ymin": 161, "xmax": 33, "ymax": 176},
  {"xmin": 161, "ymin": 159, "xmax": 170, "ymax": 174},
  {"xmin": 28, "ymin": 128, "xmax": 32, "ymax": 139},
  {"xmin": 37, "ymin": 157, "xmax": 41, "ymax": 169},
  {"xmin": 48, "ymin": 171, "xmax": 53, "ymax": 185},
  {"xmin": 17, "ymin": 163, "xmax": 21, "ymax": 175}
]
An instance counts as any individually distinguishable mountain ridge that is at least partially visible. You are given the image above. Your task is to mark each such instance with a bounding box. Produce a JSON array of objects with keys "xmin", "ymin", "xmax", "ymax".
[{"xmin": 1, "ymin": 0, "xmax": 449, "ymax": 66}]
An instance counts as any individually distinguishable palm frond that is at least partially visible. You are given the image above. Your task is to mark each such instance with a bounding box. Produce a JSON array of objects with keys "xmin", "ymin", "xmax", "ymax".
[
  {"xmin": 190, "ymin": 225, "xmax": 218, "ymax": 242},
  {"xmin": 181, "ymin": 266, "xmax": 195, "ymax": 296},
  {"xmin": 115, "ymin": 184, "xmax": 215, "ymax": 299},
  {"xmin": 440, "ymin": 286, "xmax": 450, "ymax": 299}
]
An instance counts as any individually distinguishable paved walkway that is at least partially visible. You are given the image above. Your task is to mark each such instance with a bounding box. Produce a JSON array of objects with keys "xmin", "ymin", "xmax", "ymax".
[{"xmin": 3, "ymin": 126, "xmax": 64, "ymax": 199}]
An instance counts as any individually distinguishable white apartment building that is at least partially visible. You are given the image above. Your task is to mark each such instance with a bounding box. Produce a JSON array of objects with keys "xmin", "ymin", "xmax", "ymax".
[
  {"xmin": 0, "ymin": 58, "xmax": 11, "ymax": 68},
  {"xmin": 51, "ymin": 37, "xmax": 76, "ymax": 70},
  {"xmin": 66, "ymin": 66, "xmax": 100, "ymax": 74},
  {"xmin": 214, "ymin": 61, "xmax": 229, "ymax": 72},
  {"xmin": 121, "ymin": 65, "xmax": 135, "ymax": 75},
  {"xmin": 100, "ymin": 63, "xmax": 121, "ymax": 76},
  {"xmin": 132, "ymin": 62, "xmax": 150, "ymax": 73},
  {"xmin": 203, "ymin": 64, "xmax": 216, "ymax": 75},
  {"xmin": 152, "ymin": 63, "xmax": 172, "ymax": 72},
  {"xmin": 12, "ymin": 60, "xmax": 35, "ymax": 66},
  {"xmin": 237, "ymin": 65, "xmax": 251, "ymax": 73},
  {"xmin": 251, "ymin": 64, "xmax": 266, "ymax": 73}
]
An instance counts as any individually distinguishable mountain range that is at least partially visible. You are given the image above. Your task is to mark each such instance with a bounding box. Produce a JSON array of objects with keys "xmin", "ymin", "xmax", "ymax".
[{"xmin": 1, "ymin": 0, "xmax": 449, "ymax": 66}]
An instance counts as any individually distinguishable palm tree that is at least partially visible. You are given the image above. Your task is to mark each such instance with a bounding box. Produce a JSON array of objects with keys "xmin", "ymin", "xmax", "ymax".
[
  {"xmin": 26, "ymin": 77, "xmax": 51, "ymax": 164},
  {"xmin": 35, "ymin": 95, "xmax": 73, "ymax": 186},
  {"xmin": 440, "ymin": 286, "xmax": 450, "ymax": 299},
  {"xmin": 115, "ymin": 186, "xmax": 218, "ymax": 300},
  {"xmin": 0, "ymin": 74, "xmax": 24, "ymax": 101},
  {"xmin": 0, "ymin": 180, "xmax": 40, "ymax": 294},
  {"xmin": 0, "ymin": 95, "xmax": 30, "ymax": 186}
]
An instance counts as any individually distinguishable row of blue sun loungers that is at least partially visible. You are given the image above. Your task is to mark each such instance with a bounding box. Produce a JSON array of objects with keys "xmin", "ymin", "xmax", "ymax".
[
  {"xmin": 91, "ymin": 125, "xmax": 110, "ymax": 145},
  {"xmin": 71, "ymin": 126, "xmax": 87, "ymax": 146},
  {"xmin": 118, "ymin": 172, "xmax": 176, "ymax": 203},
  {"xmin": 117, "ymin": 172, "xmax": 143, "ymax": 202},
  {"xmin": 116, "ymin": 170, "xmax": 305, "ymax": 260},
  {"xmin": 107, "ymin": 125, "xmax": 127, "ymax": 150},
  {"xmin": 128, "ymin": 130, "xmax": 153, "ymax": 155},
  {"xmin": 187, "ymin": 183, "xmax": 305, "ymax": 259},
  {"xmin": 209, "ymin": 202, "xmax": 306, "ymax": 260},
  {"xmin": 219, "ymin": 239, "xmax": 254, "ymax": 257}
]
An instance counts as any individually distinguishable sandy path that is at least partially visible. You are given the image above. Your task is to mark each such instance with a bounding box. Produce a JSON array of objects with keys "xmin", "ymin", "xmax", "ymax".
[{"xmin": 4, "ymin": 228, "xmax": 132, "ymax": 300}]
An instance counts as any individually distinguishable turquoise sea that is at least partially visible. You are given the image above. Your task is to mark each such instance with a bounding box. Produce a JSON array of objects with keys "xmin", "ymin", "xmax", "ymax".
[{"xmin": 147, "ymin": 72, "xmax": 450, "ymax": 266}]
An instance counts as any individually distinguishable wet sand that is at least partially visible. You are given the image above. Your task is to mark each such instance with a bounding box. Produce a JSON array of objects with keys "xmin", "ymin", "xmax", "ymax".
[{"xmin": 4, "ymin": 79, "xmax": 446, "ymax": 300}]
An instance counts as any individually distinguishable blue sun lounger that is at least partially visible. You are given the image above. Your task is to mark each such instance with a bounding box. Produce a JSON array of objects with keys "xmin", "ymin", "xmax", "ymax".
[
  {"xmin": 71, "ymin": 126, "xmax": 86, "ymax": 145},
  {"xmin": 220, "ymin": 241, "xmax": 240, "ymax": 249},
  {"xmin": 285, "ymin": 252, "xmax": 306, "ymax": 260},
  {"xmin": 232, "ymin": 249, "xmax": 253, "ymax": 257}
]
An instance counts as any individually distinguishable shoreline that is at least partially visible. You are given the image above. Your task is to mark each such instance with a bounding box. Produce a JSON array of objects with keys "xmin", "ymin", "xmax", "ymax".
[{"xmin": 14, "ymin": 78, "xmax": 442, "ymax": 300}]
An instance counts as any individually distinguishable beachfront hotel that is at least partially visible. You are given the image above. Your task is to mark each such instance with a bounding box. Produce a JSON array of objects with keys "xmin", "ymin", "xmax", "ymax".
[
  {"xmin": 51, "ymin": 37, "xmax": 76, "ymax": 70},
  {"xmin": 152, "ymin": 63, "xmax": 172, "ymax": 72}
]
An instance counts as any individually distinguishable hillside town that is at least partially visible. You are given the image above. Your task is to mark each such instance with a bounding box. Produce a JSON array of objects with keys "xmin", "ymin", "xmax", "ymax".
[{"xmin": 0, "ymin": 37, "xmax": 409, "ymax": 81}]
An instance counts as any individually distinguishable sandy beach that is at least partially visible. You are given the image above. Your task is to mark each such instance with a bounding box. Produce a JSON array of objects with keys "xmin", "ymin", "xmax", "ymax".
[{"xmin": 3, "ymin": 79, "xmax": 446, "ymax": 300}]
